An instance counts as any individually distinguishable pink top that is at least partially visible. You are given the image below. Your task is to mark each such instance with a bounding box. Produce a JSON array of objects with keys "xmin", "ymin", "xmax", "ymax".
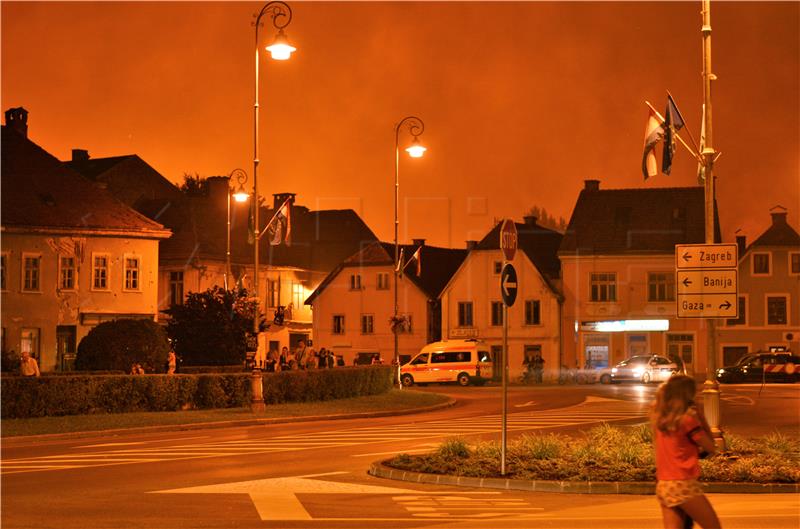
[{"xmin": 655, "ymin": 412, "xmax": 704, "ymax": 481}]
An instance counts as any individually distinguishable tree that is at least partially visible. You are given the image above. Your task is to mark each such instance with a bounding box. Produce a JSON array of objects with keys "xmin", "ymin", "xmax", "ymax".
[
  {"xmin": 75, "ymin": 319, "xmax": 169, "ymax": 373},
  {"xmin": 180, "ymin": 173, "xmax": 208, "ymax": 197},
  {"xmin": 165, "ymin": 287, "xmax": 257, "ymax": 366},
  {"xmin": 526, "ymin": 205, "xmax": 567, "ymax": 233}
]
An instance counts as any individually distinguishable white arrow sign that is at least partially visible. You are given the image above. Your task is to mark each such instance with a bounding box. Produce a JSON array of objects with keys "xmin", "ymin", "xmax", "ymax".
[{"xmin": 502, "ymin": 275, "xmax": 517, "ymax": 297}]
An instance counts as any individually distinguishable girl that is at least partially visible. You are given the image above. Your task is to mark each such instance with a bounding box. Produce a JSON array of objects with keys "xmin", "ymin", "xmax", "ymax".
[{"xmin": 651, "ymin": 375, "xmax": 721, "ymax": 529}]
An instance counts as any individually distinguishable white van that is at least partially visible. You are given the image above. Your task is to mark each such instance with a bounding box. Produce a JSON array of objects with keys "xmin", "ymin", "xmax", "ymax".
[{"xmin": 400, "ymin": 339, "xmax": 493, "ymax": 387}]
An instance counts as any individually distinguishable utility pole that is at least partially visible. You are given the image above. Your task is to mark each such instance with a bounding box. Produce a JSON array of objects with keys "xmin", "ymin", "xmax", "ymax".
[{"xmin": 701, "ymin": 0, "xmax": 723, "ymax": 447}]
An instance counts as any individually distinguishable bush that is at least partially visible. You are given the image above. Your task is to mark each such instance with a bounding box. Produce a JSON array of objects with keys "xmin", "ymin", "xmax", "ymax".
[
  {"xmin": 75, "ymin": 319, "xmax": 169, "ymax": 373},
  {"xmin": 262, "ymin": 366, "xmax": 393, "ymax": 404}
]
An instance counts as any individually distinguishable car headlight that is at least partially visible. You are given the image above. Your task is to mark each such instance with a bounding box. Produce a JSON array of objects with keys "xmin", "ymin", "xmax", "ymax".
[
  {"xmin": 716, "ymin": 369, "xmax": 725, "ymax": 374},
  {"xmin": 632, "ymin": 368, "xmax": 644, "ymax": 376},
  {"xmin": 611, "ymin": 367, "xmax": 618, "ymax": 373}
]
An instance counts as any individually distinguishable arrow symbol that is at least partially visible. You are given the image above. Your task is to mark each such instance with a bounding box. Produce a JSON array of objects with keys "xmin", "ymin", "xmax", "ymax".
[
  {"xmin": 682, "ymin": 251, "xmax": 691, "ymax": 262},
  {"xmin": 719, "ymin": 300, "xmax": 732, "ymax": 310},
  {"xmin": 682, "ymin": 277, "xmax": 692, "ymax": 287},
  {"xmin": 502, "ymin": 276, "xmax": 517, "ymax": 296}
]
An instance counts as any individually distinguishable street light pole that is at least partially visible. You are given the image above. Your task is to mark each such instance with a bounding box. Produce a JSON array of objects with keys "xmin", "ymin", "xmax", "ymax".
[
  {"xmin": 252, "ymin": 1, "xmax": 295, "ymax": 335},
  {"xmin": 225, "ymin": 169, "xmax": 249, "ymax": 291},
  {"xmin": 393, "ymin": 116, "xmax": 426, "ymax": 387}
]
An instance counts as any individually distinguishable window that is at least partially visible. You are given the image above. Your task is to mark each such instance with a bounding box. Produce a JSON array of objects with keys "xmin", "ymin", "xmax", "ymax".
[
  {"xmin": 361, "ymin": 314, "xmax": 374, "ymax": 334},
  {"xmin": 767, "ymin": 296, "xmax": 788, "ymax": 325},
  {"xmin": 92, "ymin": 254, "xmax": 109, "ymax": 290},
  {"xmin": 752, "ymin": 253, "xmax": 770, "ymax": 275},
  {"xmin": 376, "ymin": 272, "xmax": 390, "ymax": 290},
  {"xmin": 458, "ymin": 302, "xmax": 473, "ymax": 327},
  {"xmin": 169, "ymin": 271, "xmax": 184, "ymax": 306},
  {"xmin": 292, "ymin": 283, "xmax": 304, "ymax": 308},
  {"xmin": 647, "ymin": 272, "xmax": 675, "ymax": 302},
  {"xmin": 525, "ymin": 299, "xmax": 541, "ymax": 325},
  {"xmin": 59, "ymin": 256, "xmax": 76, "ymax": 290},
  {"xmin": 349, "ymin": 274, "xmax": 362, "ymax": 290},
  {"xmin": 491, "ymin": 301, "xmax": 504, "ymax": 326},
  {"xmin": 20, "ymin": 328, "xmax": 40, "ymax": 360},
  {"xmin": 1, "ymin": 253, "xmax": 7, "ymax": 291},
  {"xmin": 590, "ymin": 272, "xmax": 617, "ymax": 302},
  {"xmin": 124, "ymin": 255, "xmax": 140, "ymax": 290},
  {"xmin": 267, "ymin": 279, "xmax": 279, "ymax": 308},
  {"xmin": 332, "ymin": 314, "xmax": 345, "ymax": 334},
  {"xmin": 726, "ymin": 296, "xmax": 747, "ymax": 326},
  {"xmin": 790, "ymin": 253, "xmax": 800, "ymax": 275},
  {"xmin": 22, "ymin": 254, "xmax": 41, "ymax": 292},
  {"xmin": 493, "ymin": 261, "xmax": 503, "ymax": 274}
]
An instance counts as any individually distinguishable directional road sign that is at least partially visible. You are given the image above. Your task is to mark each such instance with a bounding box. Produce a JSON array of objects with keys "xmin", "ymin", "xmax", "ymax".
[
  {"xmin": 676, "ymin": 243, "xmax": 738, "ymax": 270},
  {"xmin": 500, "ymin": 263, "xmax": 518, "ymax": 307},
  {"xmin": 676, "ymin": 269, "xmax": 737, "ymax": 295},
  {"xmin": 677, "ymin": 294, "xmax": 737, "ymax": 318},
  {"xmin": 500, "ymin": 219, "xmax": 518, "ymax": 262}
]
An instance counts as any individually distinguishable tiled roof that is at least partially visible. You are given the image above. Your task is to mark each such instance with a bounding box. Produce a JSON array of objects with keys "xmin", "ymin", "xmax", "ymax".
[
  {"xmin": 476, "ymin": 219, "xmax": 563, "ymax": 280},
  {"xmin": 748, "ymin": 212, "xmax": 800, "ymax": 249},
  {"xmin": 305, "ymin": 241, "xmax": 468, "ymax": 304},
  {"xmin": 1, "ymin": 126, "xmax": 170, "ymax": 237},
  {"xmin": 559, "ymin": 185, "xmax": 719, "ymax": 255}
]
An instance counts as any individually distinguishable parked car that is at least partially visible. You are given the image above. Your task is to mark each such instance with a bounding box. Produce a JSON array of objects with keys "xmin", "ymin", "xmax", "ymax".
[
  {"xmin": 716, "ymin": 352, "xmax": 800, "ymax": 384},
  {"xmin": 610, "ymin": 355, "xmax": 678, "ymax": 384},
  {"xmin": 400, "ymin": 339, "xmax": 493, "ymax": 387}
]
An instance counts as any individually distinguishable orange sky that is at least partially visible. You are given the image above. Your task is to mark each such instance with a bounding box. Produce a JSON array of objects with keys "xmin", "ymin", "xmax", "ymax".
[{"xmin": 2, "ymin": 1, "xmax": 798, "ymax": 248}]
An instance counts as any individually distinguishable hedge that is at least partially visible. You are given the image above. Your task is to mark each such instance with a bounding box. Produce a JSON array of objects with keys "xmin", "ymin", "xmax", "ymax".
[{"xmin": 1, "ymin": 366, "xmax": 393, "ymax": 419}]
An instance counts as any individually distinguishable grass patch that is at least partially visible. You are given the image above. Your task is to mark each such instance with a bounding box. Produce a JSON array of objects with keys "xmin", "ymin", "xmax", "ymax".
[
  {"xmin": 1, "ymin": 389, "xmax": 448, "ymax": 437},
  {"xmin": 387, "ymin": 424, "xmax": 800, "ymax": 484}
]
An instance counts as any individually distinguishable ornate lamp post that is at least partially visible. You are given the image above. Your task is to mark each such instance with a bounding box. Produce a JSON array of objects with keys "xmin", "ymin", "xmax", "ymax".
[
  {"xmin": 252, "ymin": 1, "xmax": 296, "ymax": 335},
  {"xmin": 225, "ymin": 168, "xmax": 249, "ymax": 291},
  {"xmin": 393, "ymin": 116, "xmax": 426, "ymax": 387}
]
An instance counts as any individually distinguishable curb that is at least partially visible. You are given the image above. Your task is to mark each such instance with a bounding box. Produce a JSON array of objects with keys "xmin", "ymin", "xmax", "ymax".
[
  {"xmin": 2, "ymin": 397, "xmax": 457, "ymax": 444},
  {"xmin": 368, "ymin": 460, "xmax": 800, "ymax": 495}
]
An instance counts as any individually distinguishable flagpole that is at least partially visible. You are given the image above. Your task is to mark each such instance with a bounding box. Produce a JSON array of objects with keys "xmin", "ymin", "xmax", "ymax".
[
  {"xmin": 645, "ymin": 100, "xmax": 701, "ymax": 161},
  {"xmin": 700, "ymin": 0, "xmax": 724, "ymax": 450}
]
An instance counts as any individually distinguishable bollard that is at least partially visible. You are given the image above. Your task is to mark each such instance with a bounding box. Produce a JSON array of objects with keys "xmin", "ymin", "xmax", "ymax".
[{"xmin": 250, "ymin": 369, "xmax": 266, "ymax": 413}]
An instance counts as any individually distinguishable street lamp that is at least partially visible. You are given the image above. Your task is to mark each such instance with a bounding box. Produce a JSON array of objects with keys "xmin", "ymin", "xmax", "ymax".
[
  {"xmin": 225, "ymin": 168, "xmax": 248, "ymax": 291},
  {"xmin": 252, "ymin": 1, "xmax": 295, "ymax": 335},
  {"xmin": 393, "ymin": 116, "xmax": 426, "ymax": 387}
]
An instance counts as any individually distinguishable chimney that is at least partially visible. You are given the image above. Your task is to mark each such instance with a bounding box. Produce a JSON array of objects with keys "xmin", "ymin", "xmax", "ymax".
[
  {"xmin": 523, "ymin": 215, "xmax": 537, "ymax": 227},
  {"xmin": 466, "ymin": 240, "xmax": 477, "ymax": 250},
  {"xmin": 412, "ymin": 238, "xmax": 426, "ymax": 247},
  {"xmin": 770, "ymin": 206, "xmax": 788, "ymax": 226},
  {"xmin": 584, "ymin": 179, "xmax": 600, "ymax": 191},
  {"xmin": 273, "ymin": 192, "xmax": 296, "ymax": 209},
  {"xmin": 4, "ymin": 107, "xmax": 28, "ymax": 137},
  {"xmin": 736, "ymin": 235, "xmax": 746, "ymax": 256},
  {"xmin": 206, "ymin": 176, "xmax": 229, "ymax": 206},
  {"xmin": 72, "ymin": 149, "xmax": 90, "ymax": 162}
]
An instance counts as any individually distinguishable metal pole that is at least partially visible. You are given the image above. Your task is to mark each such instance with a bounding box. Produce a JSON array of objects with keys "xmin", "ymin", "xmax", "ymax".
[
  {"xmin": 225, "ymin": 185, "xmax": 231, "ymax": 291},
  {"xmin": 253, "ymin": 13, "xmax": 261, "ymax": 335},
  {"xmin": 394, "ymin": 126, "xmax": 401, "ymax": 388},
  {"xmin": 700, "ymin": 0, "xmax": 723, "ymax": 447},
  {"xmin": 501, "ymin": 298, "xmax": 508, "ymax": 475}
]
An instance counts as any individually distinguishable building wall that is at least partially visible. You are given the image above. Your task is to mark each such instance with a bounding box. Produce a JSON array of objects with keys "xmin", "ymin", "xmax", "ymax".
[
  {"xmin": 718, "ymin": 245, "xmax": 800, "ymax": 362},
  {"xmin": 440, "ymin": 250, "xmax": 562, "ymax": 381},
  {"xmin": 560, "ymin": 254, "xmax": 710, "ymax": 376},
  {"xmin": 310, "ymin": 264, "xmax": 430, "ymax": 364},
  {"xmin": 1, "ymin": 232, "xmax": 161, "ymax": 371}
]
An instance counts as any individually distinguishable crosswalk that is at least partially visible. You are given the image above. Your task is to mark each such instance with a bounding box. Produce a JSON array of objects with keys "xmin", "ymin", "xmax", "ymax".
[{"xmin": 1, "ymin": 397, "xmax": 647, "ymax": 475}]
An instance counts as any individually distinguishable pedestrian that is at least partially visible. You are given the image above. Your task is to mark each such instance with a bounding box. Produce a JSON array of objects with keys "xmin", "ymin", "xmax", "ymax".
[
  {"xmin": 651, "ymin": 375, "xmax": 720, "ymax": 529},
  {"xmin": 266, "ymin": 347, "xmax": 278, "ymax": 372},
  {"xmin": 20, "ymin": 350, "xmax": 40, "ymax": 377},
  {"xmin": 295, "ymin": 339, "xmax": 308, "ymax": 370},
  {"xmin": 279, "ymin": 346, "xmax": 289, "ymax": 371},
  {"xmin": 167, "ymin": 348, "xmax": 177, "ymax": 375},
  {"xmin": 532, "ymin": 354, "xmax": 545, "ymax": 383},
  {"xmin": 522, "ymin": 353, "xmax": 534, "ymax": 384},
  {"xmin": 306, "ymin": 348, "xmax": 318, "ymax": 369}
]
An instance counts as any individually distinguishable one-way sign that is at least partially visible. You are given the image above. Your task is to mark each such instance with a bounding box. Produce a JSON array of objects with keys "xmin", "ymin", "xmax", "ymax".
[{"xmin": 500, "ymin": 263, "xmax": 518, "ymax": 307}]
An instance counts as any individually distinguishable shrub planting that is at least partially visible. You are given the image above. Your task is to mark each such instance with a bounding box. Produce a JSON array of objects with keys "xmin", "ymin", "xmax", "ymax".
[{"xmin": 75, "ymin": 319, "xmax": 169, "ymax": 373}]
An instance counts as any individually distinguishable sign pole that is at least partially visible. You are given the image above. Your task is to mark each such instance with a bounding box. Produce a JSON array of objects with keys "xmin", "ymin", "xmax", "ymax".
[
  {"xmin": 498, "ymin": 219, "xmax": 517, "ymax": 477},
  {"xmin": 501, "ymin": 299, "xmax": 508, "ymax": 476}
]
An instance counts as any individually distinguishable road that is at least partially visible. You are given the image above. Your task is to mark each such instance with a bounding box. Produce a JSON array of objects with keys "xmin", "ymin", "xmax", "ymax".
[{"xmin": 2, "ymin": 383, "xmax": 798, "ymax": 529}]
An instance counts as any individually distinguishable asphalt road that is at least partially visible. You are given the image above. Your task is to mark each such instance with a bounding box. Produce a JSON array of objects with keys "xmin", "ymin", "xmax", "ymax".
[{"xmin": 2, "ymin": 383, "xmax": 798, "ymax": 529}]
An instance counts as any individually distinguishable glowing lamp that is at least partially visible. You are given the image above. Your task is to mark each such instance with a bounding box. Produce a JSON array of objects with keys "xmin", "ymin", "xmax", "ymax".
[
  {"xmin": 233, "ymin": 184, "xmax": 249, "ymax": 203},
  {"xmin": 265, "ymin": 29, "xmax": 296, "ymax": 60},
  {"xmin": 405, "ymin": 137, "xmax": 427, "ymax": 158}
]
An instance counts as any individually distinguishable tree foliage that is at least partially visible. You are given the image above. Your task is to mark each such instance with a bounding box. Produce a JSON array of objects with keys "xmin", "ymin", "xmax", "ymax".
[
  {"xmin": 75, "ymin": 319, "xmax": 169, "ymax": 373},
  {"xmin": 166, "ymin": 287, "xmax": 256, "ymax": 366},
  {"xmin": 527, "ymin": 205, "xmax": 567, "ymax": 232},
  {"xmin": 180, "ymin": 173, "xmax": 208, "ymax": 197}
]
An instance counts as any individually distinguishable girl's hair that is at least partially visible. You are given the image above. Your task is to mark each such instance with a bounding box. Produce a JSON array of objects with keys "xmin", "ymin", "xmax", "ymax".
[{"xmin": 651, "ymin": 375, "xmax": 697, "ymax": 433}]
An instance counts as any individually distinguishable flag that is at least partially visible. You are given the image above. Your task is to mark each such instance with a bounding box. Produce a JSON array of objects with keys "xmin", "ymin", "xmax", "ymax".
[
  {"xmin": 409, "ymin": 246, "xmax": 422, "ymax": 276},
  {"xmin": 697, "ymin": 103, "xmax": 707, "ymax": 185},
  {"xmin": 642, "ymin": 107, "xmax": 664, "ymax": 179},
  {"xmin": 395, "ymin": 248, "xmax": 405, "ymax": 278},
  {"xmin": 268, "ymin": 199, "xmax": 292, "ymax": 246},
  {"xmin": 662, "ymin": 94, "xmax": 686, "ymax": 175}
]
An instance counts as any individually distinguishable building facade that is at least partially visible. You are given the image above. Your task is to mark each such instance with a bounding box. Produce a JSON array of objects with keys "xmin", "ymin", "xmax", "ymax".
[
  {"xmin": 718, "ymin": 207, "xmax": 800, "ymax": 363},
  {"xmin": 559, "ymin": 180, "xmax": 717, "ymax": 376},
  {"xmin": 440, "ymin": 217, "xmax": 563, "ymax": 381},
  {"xmin": 1, "ymin": 109, "xmax": 171, "ymax": 371}
]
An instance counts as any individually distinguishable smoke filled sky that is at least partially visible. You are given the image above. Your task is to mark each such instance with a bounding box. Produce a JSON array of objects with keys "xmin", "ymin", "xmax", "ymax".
[{"xmin": 2, "ymin": 1, "xmax": 798, "ymax": 247}]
